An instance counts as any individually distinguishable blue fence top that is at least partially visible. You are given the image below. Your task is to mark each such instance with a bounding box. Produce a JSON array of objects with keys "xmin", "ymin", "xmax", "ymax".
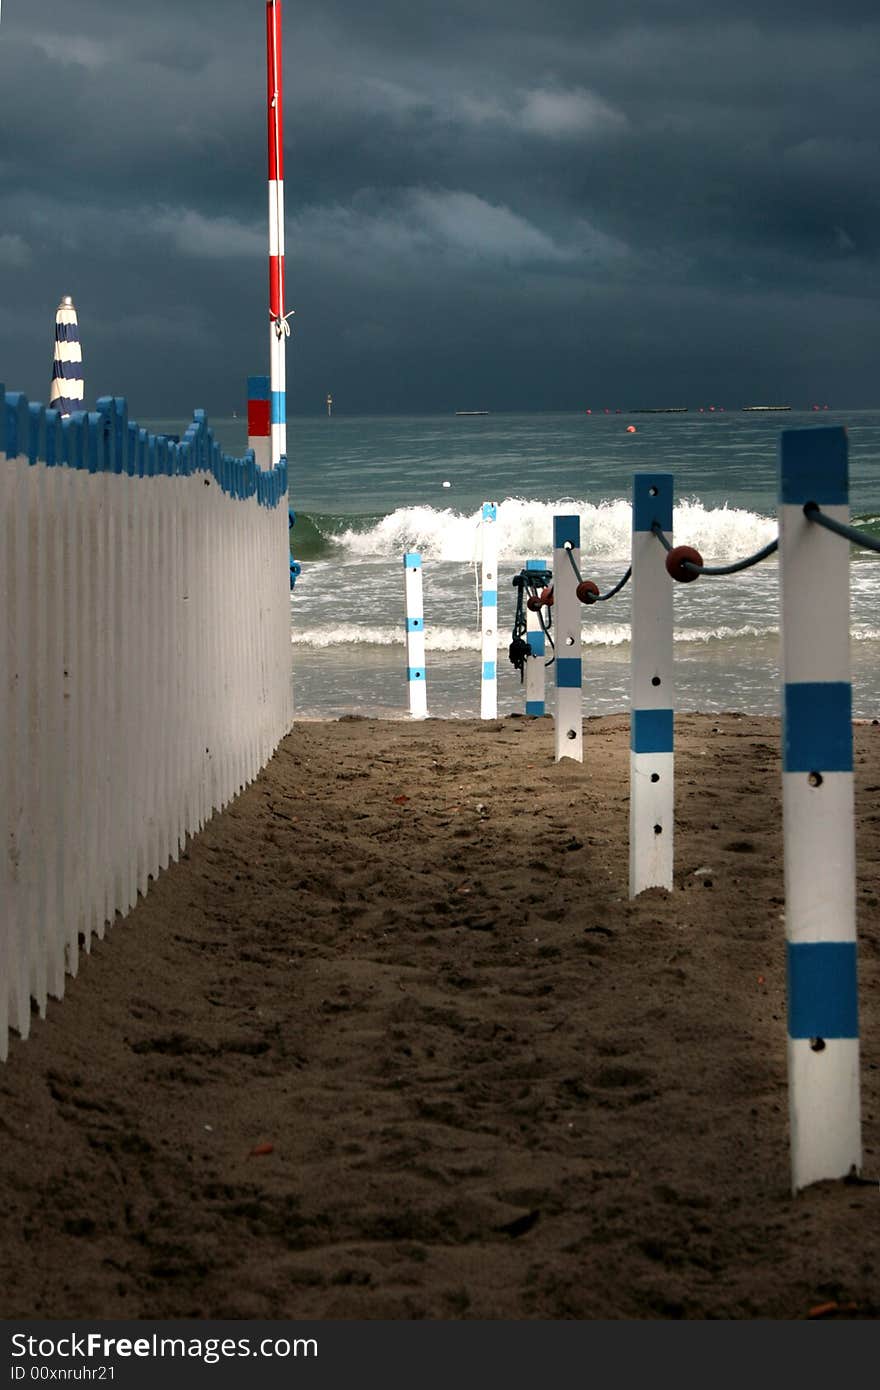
[{"xmin": 0, "ymin": 383, "xmax": 288, "ymax": 509}]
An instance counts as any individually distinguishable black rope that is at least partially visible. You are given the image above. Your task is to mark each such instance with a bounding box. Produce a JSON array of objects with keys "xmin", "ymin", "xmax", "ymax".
[
  {"xmin": 685, "ymin": 539, "xmax": 778, "ymax": 575},
  {"xmin": 804, "ymin": 503, "xmax": 880, "ymax": 555},
  {"xmin": 527, "ymin": 581, "xmax": 556, "ymax": 661},
  {"xmin": 650, "ymin": 521, "xmax": 778, "ymax": 575},
  {"xmin": 596, "ymin": 566, "xmax": 632, "ymax": 601},
  {"xmin": 564, "ymin": 540, "xmax": 631, "ymax": 602},
  {"xmin": 509, "ymin": 569, "xmax": 554, "ymax": 679}
]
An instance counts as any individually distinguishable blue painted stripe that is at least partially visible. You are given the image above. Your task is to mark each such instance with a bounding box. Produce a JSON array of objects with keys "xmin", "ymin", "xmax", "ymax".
[
  {"xmin": 526, "ymin": 558, "xmax": 547, "ymax": 571},
  {"xmin": 556, "ymin": 657, "xmax": 582, "ymax": 689},
  {"xmin": 54, "ymin": 324, "xmax": 80, "ymax": 343},
  {"xmin": 2, "ymin": 389, "xmax": 290, "ymax": 508},
  {"xmin": 482, "ymin": 660, "xmax": 497, "ymax": 681},
  {"xmin": 528, "ymin": 630, "xmax": 545, "ymax": 656},
  {"xmin": 52, "ymin": 361, "xmax": 84, "ymax": 382},
  {"xmin": 783, "ymin": 682, "xmax": 853, "ymax": 772},
  {"xmin": 553, "ymin": 515, "xmax": 579, "ymax": 549},
  {"xmin": 405, "ymin": 616, "xmax": 423, "ymax": 631},
  {"xmin": 525, "ymin": 700, "xmax": 545, "ymax": 716},
  {"xmin": 631, "ymin": 707, "xmax": 674, "ymax": 753},
  {"xmin": 482, "ymin": 501, "xmax": 497, "ymax": 522},
  {"xmin": 779, "ymin": 426, "xmax": 848, "ymax": 505},
  {"xmin": 406, "ymin": 667, "xmax": 426, "ymax": 682},
  {"xmin": 271, "ymin": 391, "xmax": 286, "ymax": 424},
  {"xmin": 482, "ymin": 589, "xmax": 497, "ymax": 607},
  {"xmin": 632, "ymin": 473, "xmax": 673, "ymax": 532},
  {"xmin": 787, "ymin": 941, "xmax": 858, "ymax": 1039},
  {"xmin": 247, "ymin": 375, "xmax": 270, "ymax": 401},
  {"xmin": 403, "ymin": 552, "xmax": 422, "ymax": 568}
]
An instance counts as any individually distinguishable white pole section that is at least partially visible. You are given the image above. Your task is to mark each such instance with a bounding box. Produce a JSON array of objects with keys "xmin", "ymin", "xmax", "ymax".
[
  {"xmin": 525, "ymin": 558, "xmax": 547, "ymax": 717},
  {"xmin": 553, "ymin": 515, "xmax": 582, "ymax": 761},
  {"xmin": 629, "ymin": 473, "xmax": 674, "ymax": 896},
  {"xmin": 480, "ymin": 502, "xmax": 498, "ymax": 719},
  {"xmin": 266, "ymin": 1, "xmax": 289, "ymax": 470},
  {"xmin": 778, "ymin": 425, "xmax": 860, "ymax": 1194},
  {"xmin": 403, "ymin": 551, "xmax": 428, "ymax": 719}
]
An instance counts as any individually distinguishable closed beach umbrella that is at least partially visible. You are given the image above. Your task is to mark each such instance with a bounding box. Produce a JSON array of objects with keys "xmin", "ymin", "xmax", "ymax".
[{"xmin": 48, "ymin": 294, "xmax": 83, "ymax": 417}]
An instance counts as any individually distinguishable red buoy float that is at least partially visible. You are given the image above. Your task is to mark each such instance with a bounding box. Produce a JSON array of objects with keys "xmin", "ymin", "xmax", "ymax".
[
  {"xmin": 539, "ymin": 585, "xmax": 554, "ymax": 607},
  {"xmin": 665, "ymin": 545, "xmax": 703, "ymax": 582},
  {"xmin": 526, "ymin": 594, "xmax": 543, "ymax": 611},
  {"xmin": 576, "ymin": 580, "xmax": 600, "ymax": 604}
]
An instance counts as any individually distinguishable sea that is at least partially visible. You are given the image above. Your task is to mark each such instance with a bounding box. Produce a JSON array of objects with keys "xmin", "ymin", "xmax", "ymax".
[{"xmin": 146, "ymin": 407, "xmax": 880, "ymax": 722}]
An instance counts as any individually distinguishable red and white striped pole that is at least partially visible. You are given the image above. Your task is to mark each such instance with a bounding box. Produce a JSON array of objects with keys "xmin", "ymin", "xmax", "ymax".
[{"xmin": 266, "ymin": 0, "xmax": 289, "ymax": 468}]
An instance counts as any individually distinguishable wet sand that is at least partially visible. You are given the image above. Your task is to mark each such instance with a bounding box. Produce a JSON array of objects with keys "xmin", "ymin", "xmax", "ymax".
[{"xmin": 0, "ymin": 713, "xmax": 878, "ymax": 1320}]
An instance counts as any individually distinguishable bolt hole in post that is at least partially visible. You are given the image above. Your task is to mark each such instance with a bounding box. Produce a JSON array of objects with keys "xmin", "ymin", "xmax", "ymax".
[
  {"xmin": 565, "ymin": 636, "xmax": 575, "ymax": 646},
  {"xmin": 653, "ymin": 824, "xmax": 663, "ymax": 835},
  {"xmin": 651, "ymin": 676, "xmax": 661, "ymax": 687},
  {"xmin": 649, "ymin": 486, "xmax": 658, "ymax": 496},
  {"xmin": 808, "ymin": 771, "xmax": 823, "ymax": 788},
  {"xmin": 566, "ymin": 729, "xmax": 577, "ymax": 740},
  {"xmin": 650, "ymin": 773, "xmax": 660, "ymax": 783},
  {"xmin": 810, "ymin": 1038, "xmax": 826, "ymax": 1053}
]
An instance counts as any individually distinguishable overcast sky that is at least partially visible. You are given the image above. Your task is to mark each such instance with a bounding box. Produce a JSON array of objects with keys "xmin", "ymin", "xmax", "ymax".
[{"xmin": 1, "ymin": 1, "xmax": 878, "ymax": 416}]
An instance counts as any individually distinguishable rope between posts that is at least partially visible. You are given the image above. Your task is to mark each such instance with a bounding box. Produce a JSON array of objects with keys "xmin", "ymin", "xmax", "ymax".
[
  {"xmin": 804, "ymin": 503, "xmax": 880, "ymax": 555},
  {"xmin": 563, "ymin": 541, "xmax": 582, "ymax": 583},
  {"xmin": 650, "ymin": 520, "xmax": 778, "ymax": 577},
  {"xmin": 564, "ymin": 540, "xmax": 631, "ymax": 602},
  {"xmin": 596, "ymin": 566, "xmax": 632, "ymax": 601}
]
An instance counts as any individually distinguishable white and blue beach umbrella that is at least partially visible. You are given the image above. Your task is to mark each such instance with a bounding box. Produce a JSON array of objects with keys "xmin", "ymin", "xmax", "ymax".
[{"xmin": 48, "ymin": 294, "xmax": 84, "ymax": 417}]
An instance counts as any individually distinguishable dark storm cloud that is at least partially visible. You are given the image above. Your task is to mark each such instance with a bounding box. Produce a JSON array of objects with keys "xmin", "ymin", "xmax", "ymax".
[{"xmin": 1, "ymin": 0, "xmax": 877, "ymax": 415}]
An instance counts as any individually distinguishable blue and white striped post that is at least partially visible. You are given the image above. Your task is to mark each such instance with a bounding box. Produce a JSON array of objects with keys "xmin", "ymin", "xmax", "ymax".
[
  {"xmin": 48, "ymin": 296, "xmax": 84, "ymax": 418},
  {"xmin": 480, "ymin": 502, "xmax": 498, "ymax": 720},
  {"xmin": 403, "ymin": 551, "xmax": 428, "ymax": 719},
  {"xmin": 779, "ymin": 426, "xmax": 860, "ymax": 1193},
  {"xmin": 553, "ymin": 515, "xmax": 582, "ymax": 761},
  {"xmin": 629, "ymin": 474, "xmax": 674, "ymax": 896},
  {"xmin": 525, "ymin": 558, "xmax": 547, "ymax": 717}
]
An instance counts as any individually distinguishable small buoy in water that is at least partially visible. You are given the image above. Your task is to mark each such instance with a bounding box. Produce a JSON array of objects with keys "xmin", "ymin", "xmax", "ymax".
[
  {"xmin": 442, "ymin": 480, "xmax": 451, "ymax": 488},
  {"xmin": 626, "ymin": 424, "xmax": 637, "ymax": 433}
]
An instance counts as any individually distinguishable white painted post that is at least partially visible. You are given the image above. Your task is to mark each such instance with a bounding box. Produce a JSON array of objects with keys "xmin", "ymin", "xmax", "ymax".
[
  {"xmin": 525, "ymin": 558, "xmax": 548, "ymax": 717},
  {"xmin": 629, "ymin": 474, "xmax": 674, "ymax": 896},
  {"xmin": 779, "ymin": 425, "xmax": 860, "ymax": 1193},
  {"xmin": 480, "ymin": 502, "xmax": 498, "ymax": 719},
  {"xmin": 553, "ymin": 515, "xmax": 582, "ymax": 761},
  {"xmin": 403, "ymin": 552, "xmax": 428, "ymax": 718},
  {"xmin": 0, "ymin": 391, "xmax": 13, "ymax": 1058}
]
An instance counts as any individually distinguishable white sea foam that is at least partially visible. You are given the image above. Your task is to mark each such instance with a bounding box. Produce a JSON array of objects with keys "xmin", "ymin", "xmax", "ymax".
[
  {"xmin": 291, "ymin": 620, "xmax": 787, "ymax": 651},
  {"xmin": 333, "ymin": 496, "xmax": 777, "ymax": 563}
]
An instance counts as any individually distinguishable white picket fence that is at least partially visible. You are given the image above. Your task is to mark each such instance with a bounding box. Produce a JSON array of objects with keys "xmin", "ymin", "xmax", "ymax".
[{"xmin": 1, "ymin": 388, "xmax": 293, "ymax": 1060}]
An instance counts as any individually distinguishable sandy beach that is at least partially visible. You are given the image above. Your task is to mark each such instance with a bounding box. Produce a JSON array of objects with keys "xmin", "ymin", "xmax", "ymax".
[{"xmin": 0, "ymin": 711, "xmax": 878, "ymax": 1321}]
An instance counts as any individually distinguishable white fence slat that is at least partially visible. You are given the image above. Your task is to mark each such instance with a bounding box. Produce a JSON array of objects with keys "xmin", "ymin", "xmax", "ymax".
[{"xmin": 0, "ymin": 391, "xmax": 292, "ymax": 1059}]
